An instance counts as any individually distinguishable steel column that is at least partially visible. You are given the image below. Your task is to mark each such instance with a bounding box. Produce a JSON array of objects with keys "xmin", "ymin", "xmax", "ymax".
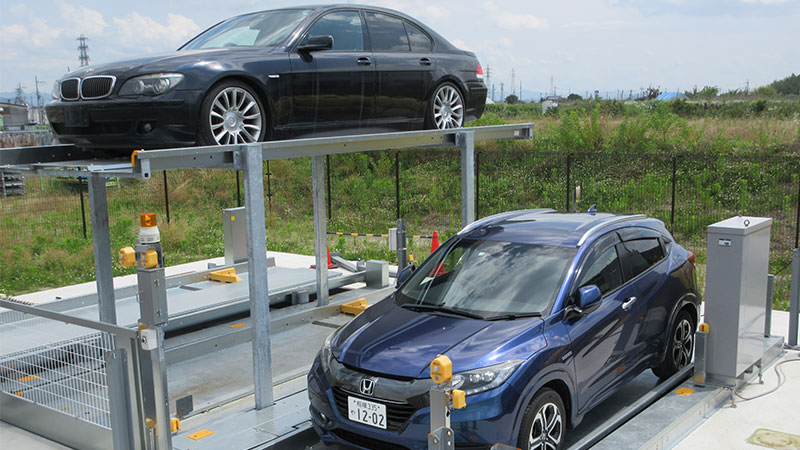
[
  {"xmin": 87, "ymin": 173, "xmax": 117, "ymax": 324},
  {"xmin": 106, "ymin": 344, "xmax": 134, "ymax": 450},
  {"xmin": 239, "ymin": 144, "xmax": 274, "ymax": 409},
  {"xmin": 312, "ymin": 154, "xmax": 329, "ymax": 306},
  {"xmin": 790, "ymin": 248, "xmax": 799, "ymax": 346},
  {"xmin": 765, "ymin": 274, "xmax": 774, "ymax": 337},
  {"xmin": 457, "ymin": 131, "xmax": 475, "ymax": 226}
]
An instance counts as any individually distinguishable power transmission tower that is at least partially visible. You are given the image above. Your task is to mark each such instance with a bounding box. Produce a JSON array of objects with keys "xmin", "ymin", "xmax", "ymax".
[
  {"xmin": 35, "ymin": 76, "xmax": 46, "ymax": 123},
  {"xmin": 485, "ymin": 65, "xmax": 492, "ymax": 89},
  {"xmin": 77, "ymin": 34, "xmax": 90, "ymax": 67},
  {"xmin": 14, "ymin": 84, "xmax": 27, "ymax": 105},
  {"xmin": 491, "ymin": 83, "xmax": 496, "ymax": 102}
]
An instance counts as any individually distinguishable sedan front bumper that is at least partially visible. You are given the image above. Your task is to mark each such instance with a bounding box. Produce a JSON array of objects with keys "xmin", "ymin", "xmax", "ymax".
[{"xmin": 45, "ymin": 89, "xmax": 204, "ymax": 151}]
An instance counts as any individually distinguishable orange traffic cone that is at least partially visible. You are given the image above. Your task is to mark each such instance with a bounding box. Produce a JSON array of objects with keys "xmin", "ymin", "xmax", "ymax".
[
  {"xmin": 430, "ymin": 231, "xmax": 445, "ymax": 276},
  {"xmin": 430, "ymin": 230, "xmax": 440, "ymax": 254},
  {"xmin": 310, "ymin": 244, "xmax": 336, "ymax": 269}
]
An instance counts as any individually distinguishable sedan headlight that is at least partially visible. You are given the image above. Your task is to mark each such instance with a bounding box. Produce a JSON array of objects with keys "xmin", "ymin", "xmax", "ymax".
[
  {"xmin": 452, "ymin": 359, "xmax": 524, "ymax": 396},
  {"xmin": 52, "ymin": 80, "xmax": 61, "ymax": 100},
  {"xmin": 119, "ymin": 73, "xmax": 184, "ymax": 96}
]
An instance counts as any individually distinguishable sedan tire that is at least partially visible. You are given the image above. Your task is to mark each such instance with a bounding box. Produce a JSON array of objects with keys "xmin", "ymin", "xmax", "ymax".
[
  {"xmin": 517, "ymin": 387, "xmax": 565, "ymax": 450},
  {"xmin": 426, "ymin": 82, "xmax": 465, "ymax": 130},
  {"xmin": 652, "ymin": 309, "xmax": 695, "ymax": 379},
  {"xmin": 198, "ymin": 80, "xmax": 266, "ymax": 146}
]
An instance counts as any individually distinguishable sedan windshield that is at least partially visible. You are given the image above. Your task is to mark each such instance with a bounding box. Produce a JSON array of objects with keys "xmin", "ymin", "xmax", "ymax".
[
  {"xmin": 397, "ymin": 238, "xmax": 576, "ymax": 318},
  {"xmin": 182, "ymin": 9, "xmax": 311, "ymax": 50}
]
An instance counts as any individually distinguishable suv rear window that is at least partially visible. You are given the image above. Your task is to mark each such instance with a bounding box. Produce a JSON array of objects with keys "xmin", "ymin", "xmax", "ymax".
[{"xmin": 621, "ymin": 238, "xmax": 665, "ymax": 279}]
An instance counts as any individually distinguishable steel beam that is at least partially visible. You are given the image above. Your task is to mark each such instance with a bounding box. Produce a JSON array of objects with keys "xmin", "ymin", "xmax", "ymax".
[
  {"xmin": 239, "ymin": 143, "xmax": 274, "ymax": 409},
  {"xmin": 107, "ymin": 345, "xmax": 134, "ymax": 450},
  {"xmin": 790, "ymin": 248, "xmax": 799, "ymax": 346},
  {"xmin": 88, "ymin": 174, "xmax": 117, "ymax": 324},
  {"xmin": 312, "ymin": 155, "xmax": 329, "ymax": 306},
  {"xmin": 457, "ymin": 131, "xmax": 475, "ymax": 226}
]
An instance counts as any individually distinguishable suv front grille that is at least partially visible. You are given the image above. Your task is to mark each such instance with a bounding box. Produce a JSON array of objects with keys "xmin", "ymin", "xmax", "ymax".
[
  {"xmin": 80, "ymin": 76, "xmax": 115, "ymax": 99},
  {"xmin": 332, "ymin": 387, "xmax": 418, "ymax": 432},
  {"xmin": 332, "ymin": 429, "xmax": 411, "ymax": 450},
  {"xmin": 61, "ymin": 78, "xmax": 79, "ymax": 100}
]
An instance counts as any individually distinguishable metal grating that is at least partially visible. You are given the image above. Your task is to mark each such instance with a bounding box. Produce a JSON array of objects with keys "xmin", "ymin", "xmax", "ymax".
[{"xmin": 0, "ymin": 309, "xmax": 115, "ymax": 429}]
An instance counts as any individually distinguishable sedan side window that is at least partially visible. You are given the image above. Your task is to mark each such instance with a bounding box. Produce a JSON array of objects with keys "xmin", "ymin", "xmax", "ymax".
[
  {"xmin": 365, "ymin": 12, "xmax": 410, "ymax": 52},
  {"xmin": 304, "ymin": 11, "xmax": 364, "ymax": 51},
  {"xmin": 620, "ymin": 238, "xmax": 665, "ymax": 280},
  {"xmin": 404, "ymin": 21, "xmax": 432, "ymax": 52},
  {"xmin": 575, "ymin": 245, "xmax": 623, "ymax": 297}
]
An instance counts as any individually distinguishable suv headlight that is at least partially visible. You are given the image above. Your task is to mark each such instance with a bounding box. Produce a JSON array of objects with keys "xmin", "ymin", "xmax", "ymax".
[
  {"xmin": 319, "ymin": 327, "xmax": 339, "ymax": 369},
  {"xmin": 52, "ymin": 80, "xmax": 61, "ymax": 100},
  {"xmin": 119, "ymin": 73, "xmax": 184, "ymax": 96},
  {"xmin": 452, "ymin": 359, "xmax": 524, "ymax": 396}
]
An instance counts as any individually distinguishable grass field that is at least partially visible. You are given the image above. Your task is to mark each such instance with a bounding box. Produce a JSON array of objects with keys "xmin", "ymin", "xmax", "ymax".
[{"xmin": 2, "ymin": 99, "xmax": 799, "ymax": 309}]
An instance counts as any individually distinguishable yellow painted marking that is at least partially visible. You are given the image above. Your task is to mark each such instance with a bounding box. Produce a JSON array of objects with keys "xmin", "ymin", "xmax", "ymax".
[
  {"xmin": 342, "ymin": 298, "xmax": 368, "ymax": 315},
  {"xmin": 187, "ymin": 429, "xmax": 214, "ymax": 440},
  {"xmin": 229, "ymin": 323, "xmax": 247, "ymax": 329},
  {"xmin": 18, "ymin": 375, "xmax": 39, "ymax": 383},
  {"xmin": 230, "ymin": 216, "xmax": 235, "ymax": 222},
  {"xmin": 674, "ymin": 387, "xmax": 695, "ymax": 396}
]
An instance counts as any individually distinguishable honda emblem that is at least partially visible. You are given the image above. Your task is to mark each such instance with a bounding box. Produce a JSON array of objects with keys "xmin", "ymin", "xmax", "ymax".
[{"xmin": 359, "ymin": 378, "xmax": 376, "ymax": 396}]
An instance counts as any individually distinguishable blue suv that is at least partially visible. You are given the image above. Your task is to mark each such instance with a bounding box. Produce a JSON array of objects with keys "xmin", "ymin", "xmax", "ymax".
[{"xmin": 308, "ymin": 210, "xmax": 699, "ymax": 450}]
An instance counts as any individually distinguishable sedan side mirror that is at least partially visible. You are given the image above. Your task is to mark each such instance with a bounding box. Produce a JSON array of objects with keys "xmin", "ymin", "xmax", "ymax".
[
  {"xmin": 298, "ymin": 35, "xmax": 333, "ymax": 52},
  {"xmin": 577, "ymin": 285, "xmax": 602, "ymax": 310},
  {"xmin": 395, "ymin": 264, "xmax": 416, "ymax": 287}
]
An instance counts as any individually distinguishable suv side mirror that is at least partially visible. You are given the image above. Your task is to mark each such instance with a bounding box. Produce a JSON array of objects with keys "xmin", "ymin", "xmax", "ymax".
[
  {"xmin": 577, "ymin": 285, "xmax": 602, "ymax": 309},
  {"xmin": 396, "ymin": 264, "xmax": 416, "ymax": 287},
  {"xmin": 298, "ymin": 35, "xmax": 333, "ymax": 52}
]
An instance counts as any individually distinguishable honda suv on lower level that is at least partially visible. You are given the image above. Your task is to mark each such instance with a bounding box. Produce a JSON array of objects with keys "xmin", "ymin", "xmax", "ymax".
[{"xmin": 308, "ymin": 209, "xmax": 699, "ymax": 450}]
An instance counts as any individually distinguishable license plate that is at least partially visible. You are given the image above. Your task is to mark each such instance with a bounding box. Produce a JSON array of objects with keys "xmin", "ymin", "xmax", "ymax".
[{"xmin": 347, "ymin": 396, "xmax": 387, "ymax": 429}]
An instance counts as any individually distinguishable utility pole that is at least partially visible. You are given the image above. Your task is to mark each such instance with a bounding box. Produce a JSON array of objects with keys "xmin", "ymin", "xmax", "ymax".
[
  {"xmin": 491, "ymin": 83, "xmax": 496, "ymax": 102},
  {"xmin": 485, "ymin": 65, "xmax": 492, "ymax": 89},
  {"xmin": 500, "ymin": 82, "xmax": 504, "ymax": 102},
  {"xmin": 34, "ymin": 76, "xmax": 45, "ymax": 124},
  {"xmin": 519, "ymin": 80, "xmax": 523, "ymax": 101},
  {"xmin": 745, "ymin": 79, "xmax": 750, "ymax": 95},
  {"xmin": 510, "ymin": 68, "xmax": 516, "ymax": 97},
  {"xmin": 78, "ymin": 34, "xmax": 90, "ymax": 67}
]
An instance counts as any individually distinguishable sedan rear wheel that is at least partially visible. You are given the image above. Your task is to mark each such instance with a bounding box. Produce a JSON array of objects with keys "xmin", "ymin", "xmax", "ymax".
[
  {"xmin": 199, "ymin": 81, "xmax": 265, "ymax": 146},
  {"xmin": 428, "ymin": 82, "xmax": 464, "ymax": 130}
]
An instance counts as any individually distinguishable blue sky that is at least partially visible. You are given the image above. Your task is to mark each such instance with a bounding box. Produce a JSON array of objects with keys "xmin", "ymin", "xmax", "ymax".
[{"xmin": 1, "ymin": 0, "xmax": 798, "ymax": 101}]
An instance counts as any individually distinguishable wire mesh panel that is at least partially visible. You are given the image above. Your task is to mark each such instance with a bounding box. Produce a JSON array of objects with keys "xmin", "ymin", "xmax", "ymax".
[{"xmin": 0, "ymin": 309, "xmax": 116, "ymax": 429}]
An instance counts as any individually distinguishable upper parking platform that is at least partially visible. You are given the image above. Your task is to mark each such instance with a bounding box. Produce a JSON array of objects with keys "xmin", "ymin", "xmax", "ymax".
[{"xmin": 462, "ymin": 210, "xmax": 661, "ymax": 247}]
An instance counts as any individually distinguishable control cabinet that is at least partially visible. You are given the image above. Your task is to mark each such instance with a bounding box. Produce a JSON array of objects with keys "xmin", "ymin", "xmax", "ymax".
[{"xmin": 705, "ymin": 216, "xmax": 771, "ymax": 378}]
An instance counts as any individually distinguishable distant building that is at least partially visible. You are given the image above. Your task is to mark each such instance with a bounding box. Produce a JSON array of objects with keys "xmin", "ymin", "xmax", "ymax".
[
  {"xmin": 656, "ymin": 92, "xmax": 689, "ymax": 101},
  {"xmin": 0, "ymin": 102, "xmax": 29, "ymax": 130}
]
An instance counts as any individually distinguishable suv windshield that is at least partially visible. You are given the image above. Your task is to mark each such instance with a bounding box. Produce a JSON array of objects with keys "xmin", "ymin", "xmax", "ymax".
[
  {"xmin": 182, "ymin": 9, "xmax": 311, "ymax": 50},
  {"xmin": 397, "ymin": 238, "xmax": 576, "ymax": 318}
]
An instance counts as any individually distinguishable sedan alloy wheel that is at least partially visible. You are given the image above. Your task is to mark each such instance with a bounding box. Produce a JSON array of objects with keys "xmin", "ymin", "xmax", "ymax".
[
  {"xmin": 208, "ymin": 86, "xmax": 263, "ymax": 145},
  {"xmin": 432, "ymin": 84, "xmax": 464, "ymax": 129}
]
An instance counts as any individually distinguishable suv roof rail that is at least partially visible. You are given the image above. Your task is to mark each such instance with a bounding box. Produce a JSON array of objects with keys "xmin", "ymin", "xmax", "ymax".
[
  {"xmin": 576, "ymin": 214, "xmax": 647, "ymax": 247},
  {"xmin": 458, "ymin": 209, "xmax": 555, "ymax": 235}
]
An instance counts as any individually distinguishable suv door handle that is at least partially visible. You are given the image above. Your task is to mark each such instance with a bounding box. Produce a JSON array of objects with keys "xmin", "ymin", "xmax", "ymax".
[
  {"xmin": 357, "ymin": 57, "xmax": 372, "ymax": 66},
  {"xmin": 419, "ymin": 57, "xmax": 432, "ymax": 66},
  {"xmin": 622, "ymin": 297, "xmax": 637, "ymax": 311}
]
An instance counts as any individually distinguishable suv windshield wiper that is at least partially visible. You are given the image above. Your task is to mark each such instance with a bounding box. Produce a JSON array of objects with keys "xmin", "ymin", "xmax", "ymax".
[
  {"xmin": 401, "ymin": 303, "xmax": 487, "ymax": 320},
  {"xmin": 486, "ymin": 312, "xmax": 543, "ymax": 321}
]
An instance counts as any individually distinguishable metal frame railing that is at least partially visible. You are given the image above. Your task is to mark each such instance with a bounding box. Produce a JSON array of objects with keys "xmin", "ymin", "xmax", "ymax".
[{"xmin": 0, "ymin": 298, "xmax": 144, "ymax": 450}]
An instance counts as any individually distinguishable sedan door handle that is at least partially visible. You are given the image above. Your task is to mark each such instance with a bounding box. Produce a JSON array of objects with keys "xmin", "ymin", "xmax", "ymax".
[
  {"xmin": 419, "ymin": 57, "xmax": 432, "ymax": 66},
  {"xmin": 357, "ymin": 57, "xmax": 372, "ymax": 66},
  {"xmin": 622, "ymin": 297, "xmax": 637, "ymax": 311}
]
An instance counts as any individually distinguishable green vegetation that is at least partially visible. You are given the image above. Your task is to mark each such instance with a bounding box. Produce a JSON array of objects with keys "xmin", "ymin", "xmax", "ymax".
[{"xmin": 2, "ymin": 99, "xmax": 799, "ymax": 310}]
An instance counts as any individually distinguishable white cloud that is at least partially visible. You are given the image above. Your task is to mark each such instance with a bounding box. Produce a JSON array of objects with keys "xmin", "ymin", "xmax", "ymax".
[
  {"xmin": 0, "ymin": 24, "xmax": 28, "ymax": 44},
  {"xmin": 492, "ymin": 11, "xmax": 549, "ymax": 30},
  {"xmin": 111, "ymin": 13, "xmax": 200, "ymax": 51},
  {"xmin": 29, "ymin": 19, "xmax": 62, "ymax": 47},
  {"xmin": 59, "ymin": 3, "xmax": 107, "ymax": 35}
]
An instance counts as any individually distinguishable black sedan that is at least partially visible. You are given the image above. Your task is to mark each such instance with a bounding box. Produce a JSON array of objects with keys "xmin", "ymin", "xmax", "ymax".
[{"xmin": 46, "ymin": 5, "xmax": 487, "ymax": 151}]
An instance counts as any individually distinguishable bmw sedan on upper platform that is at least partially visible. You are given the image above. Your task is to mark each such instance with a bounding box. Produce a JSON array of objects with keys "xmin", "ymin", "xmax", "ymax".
[
  {"xmin": 308, "ymin": 210, "xmax": 699, "ymax": 450},
  {"xmin": 45, "ymin": 5, "xmax": 487, "ymax": 152}
]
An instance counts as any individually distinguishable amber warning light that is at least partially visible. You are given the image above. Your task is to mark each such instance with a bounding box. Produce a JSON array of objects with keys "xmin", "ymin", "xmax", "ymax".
[{"xmin": 140, "ymin": 213, "xmax": 157, "ymax": 228}]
